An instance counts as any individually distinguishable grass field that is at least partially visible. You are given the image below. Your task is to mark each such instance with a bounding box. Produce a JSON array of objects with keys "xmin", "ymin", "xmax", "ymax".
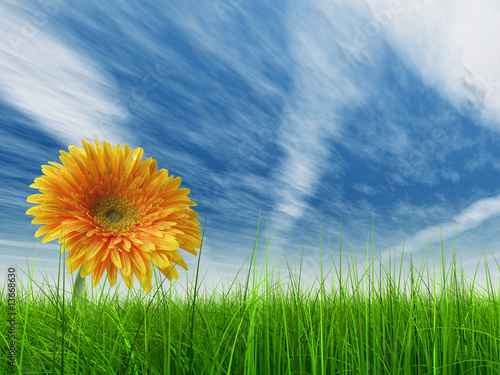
[{"xmin": 2, "ymin": 211, "xmax": 500, "ymax": 374}]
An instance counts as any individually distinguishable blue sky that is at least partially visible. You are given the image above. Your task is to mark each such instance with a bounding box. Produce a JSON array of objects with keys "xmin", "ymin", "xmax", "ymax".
[{"xmin": 2, "ymin": 0, "xmax": 500, "ymax": 302}]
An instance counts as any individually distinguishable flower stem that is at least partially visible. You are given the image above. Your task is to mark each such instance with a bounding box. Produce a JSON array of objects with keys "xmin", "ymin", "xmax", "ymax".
[{"xmin": 72, "ymin": 265, "xmax": 86, "ymax": 312}]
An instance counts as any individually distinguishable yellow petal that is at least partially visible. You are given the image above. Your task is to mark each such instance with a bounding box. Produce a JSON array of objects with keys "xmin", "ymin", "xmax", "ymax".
[
  {"xmin": 85, "ymin": 239, "xmax": 105, "ymax": 261},
  {"xmin": 130, "ymin": 251, "xmax": 147, "ymax": 276},
  {"xmin": 139, "ymin": 227, "xmax": 164, "ymax": 238},
  {"xmin": 120, "ymin": 252, "xmax": 132, "ymax": 276},
  {"xmin": 110, "ymin": 248, "xmax": 123, "ymax": 269}
]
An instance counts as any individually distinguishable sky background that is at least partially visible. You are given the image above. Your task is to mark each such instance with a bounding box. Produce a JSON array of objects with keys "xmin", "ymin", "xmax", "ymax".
[{"xmin": 2, "ymin": 0, "xmax": 500, "ymax": 304}]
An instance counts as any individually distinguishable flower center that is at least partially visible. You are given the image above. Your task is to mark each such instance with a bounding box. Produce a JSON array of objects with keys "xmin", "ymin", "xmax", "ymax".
[
  {"xmin": 92, "ymin": 196, "xmax": 141, "ymax": 232},
  {"xmin": 106, "ymin": 210, "xmax": 123, "ymax": 223}
]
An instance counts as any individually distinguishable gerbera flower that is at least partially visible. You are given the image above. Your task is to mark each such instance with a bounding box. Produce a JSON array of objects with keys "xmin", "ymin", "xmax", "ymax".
[{"xmin": 26, "ymin": 139, "xmax": 202, "ymax": 293}]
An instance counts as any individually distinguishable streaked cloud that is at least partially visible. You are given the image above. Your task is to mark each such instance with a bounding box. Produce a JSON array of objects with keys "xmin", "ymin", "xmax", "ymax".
[{"xmin": 0, "ymin": 1, "xmax": 128, "ymax": 147}]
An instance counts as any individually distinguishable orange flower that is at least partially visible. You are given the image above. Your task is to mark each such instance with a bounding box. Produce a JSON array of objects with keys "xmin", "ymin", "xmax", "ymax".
[{"xmin": 26, "ymin": 139, "xmax": 202, "ymax": 293}]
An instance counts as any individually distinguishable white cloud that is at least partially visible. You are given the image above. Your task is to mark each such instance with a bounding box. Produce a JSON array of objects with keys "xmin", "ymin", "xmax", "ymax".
[
  {"xmin": 274, "ymin": 0, "xmax": 500, "ymax": 256},
  {"xmin": 0, "ymin": 2, "xmax": 129, "ymax": 147},
  {"xmin": 394, "ymin": 194, "xmax": 500, "ymax": 255},
  {"xmin": 440, "ymin": 169, "xmax": 461, "ymax": 183},
  {"xmin": 353, "ymin": 183, "xmax": 378, "ymax": 196},
  {"xmin": 378, "ymin": 0, "xmax": 500, "ymax": 129},
  {"xmin": 263, "ymin": 1, "xmax": 375, "ymax": 233}
]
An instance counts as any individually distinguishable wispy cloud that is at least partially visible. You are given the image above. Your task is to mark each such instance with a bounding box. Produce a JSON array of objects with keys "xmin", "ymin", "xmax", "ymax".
[
  {"xmin": 0, "ymin": 1, "xmax": 128, "ymax": 147},
  {"xmin": 397, "ymin": 195, "xmax": 500, "ymax": 254},
  {"xmin": 349, "ymin": 0, "xmax": 500, "ymax": 265},
  {"xmin": 378, "ymin": 0, "xmax": 500, "ymax": 127}
]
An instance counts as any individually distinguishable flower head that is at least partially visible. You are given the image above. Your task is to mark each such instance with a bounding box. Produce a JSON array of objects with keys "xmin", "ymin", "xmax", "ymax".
[{"xmin": 26, "ymin": 139, "xmax": 202, "ymax": 293}]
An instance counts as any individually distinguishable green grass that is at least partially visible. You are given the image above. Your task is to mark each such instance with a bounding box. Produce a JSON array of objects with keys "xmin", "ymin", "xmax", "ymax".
[{"xmin": 2, "ymin": 208, "xmax": 500, "ymax": 374}]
